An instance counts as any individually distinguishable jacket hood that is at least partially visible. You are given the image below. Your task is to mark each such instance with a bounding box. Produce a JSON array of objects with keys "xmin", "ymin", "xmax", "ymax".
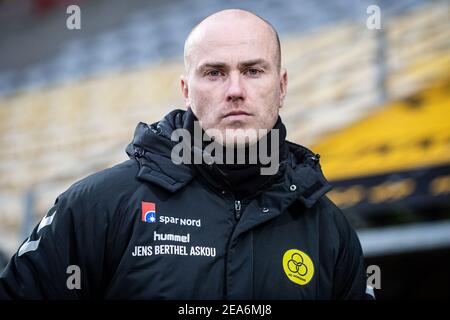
[{"xmin": 126, "ymin": 109, "xmax": 332, "ymax": 207}]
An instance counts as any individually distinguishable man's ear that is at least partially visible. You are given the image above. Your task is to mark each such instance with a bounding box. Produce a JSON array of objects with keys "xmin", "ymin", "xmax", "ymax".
[
  {"xmin": 180, "ymin": 75, "xmax": 190, "ymax": 108},
  {"xmin": 279, "ymin": 68, "xmax": 288, "ymax": 108}
]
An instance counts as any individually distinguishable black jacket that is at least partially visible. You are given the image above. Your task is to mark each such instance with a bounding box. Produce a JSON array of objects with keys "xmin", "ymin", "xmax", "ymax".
[{"xmin": 0, "ymin": 109, "xmax": 370, "ymax": 299}]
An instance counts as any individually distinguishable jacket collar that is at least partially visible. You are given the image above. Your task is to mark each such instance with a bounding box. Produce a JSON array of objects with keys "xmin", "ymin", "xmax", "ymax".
[
  {"xmin": 126, "ymin": 110, "xmax": 332, "ymax": 207},
  {"xmin": 285, "ymin": 141, "xmax": 333, "ymax": 208},
  {"xmin": 125, "ymin": 115, "xmax": 196, "ymax": 193}
]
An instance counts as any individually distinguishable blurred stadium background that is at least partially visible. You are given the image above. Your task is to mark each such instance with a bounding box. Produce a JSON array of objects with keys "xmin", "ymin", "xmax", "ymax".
[{"xmin": 0, "ymin": 0, "xmax": 449, "ymax": 299}]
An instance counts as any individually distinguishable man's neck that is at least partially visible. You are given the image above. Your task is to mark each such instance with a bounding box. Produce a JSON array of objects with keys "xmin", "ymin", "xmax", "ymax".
[{"xmin": 182, "ymin": 109, "xmax": 289, "ymax": 200}]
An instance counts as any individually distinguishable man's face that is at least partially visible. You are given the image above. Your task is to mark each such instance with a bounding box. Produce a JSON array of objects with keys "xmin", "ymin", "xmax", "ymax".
[{"xmin": 181, "ymin": 13, "xmax": 288, "ymax": 146}]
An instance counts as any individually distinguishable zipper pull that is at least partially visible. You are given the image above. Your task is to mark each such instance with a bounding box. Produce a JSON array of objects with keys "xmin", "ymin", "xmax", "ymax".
[{"xmin": 234, "ymin": 200, "xmax": 241, "ymax": 220}]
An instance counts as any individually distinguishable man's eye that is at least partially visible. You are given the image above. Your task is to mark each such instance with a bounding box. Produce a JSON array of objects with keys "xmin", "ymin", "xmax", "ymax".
[
  {"xmin": 206, "ymin": 70, "xmax": 222, "ymax": 77},
  {"xmin": 246, "ymin": 68, "xmax": 262, "ymax": 77}
]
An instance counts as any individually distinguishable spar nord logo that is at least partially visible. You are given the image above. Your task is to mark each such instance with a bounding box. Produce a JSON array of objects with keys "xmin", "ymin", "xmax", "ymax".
[{"xmin": 142, "ymin": 201, "xmax": 156, "ymax": 223}]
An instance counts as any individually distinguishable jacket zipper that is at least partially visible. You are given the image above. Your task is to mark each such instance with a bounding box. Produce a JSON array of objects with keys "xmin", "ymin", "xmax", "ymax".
[{"xmin": 234, "ymin": 200, "xmax": 241, "ymax": 220}]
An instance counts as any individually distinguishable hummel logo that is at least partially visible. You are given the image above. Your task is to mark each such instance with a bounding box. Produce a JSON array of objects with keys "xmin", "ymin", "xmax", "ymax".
[{"xmin": 18, "ymin": 209, "xmax": 57, "ymax": 257}]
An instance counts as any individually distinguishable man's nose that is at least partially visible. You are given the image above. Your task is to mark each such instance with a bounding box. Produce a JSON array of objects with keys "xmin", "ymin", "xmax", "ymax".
[{"xmin": 226, "ymin": 72, "xmax": 246, "ymax": 102}]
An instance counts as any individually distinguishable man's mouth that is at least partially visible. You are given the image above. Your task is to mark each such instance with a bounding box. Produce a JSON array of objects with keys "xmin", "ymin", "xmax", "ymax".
[{"xmin": 223, "ymin": 110, "xmax": 251, "ymax": 119}]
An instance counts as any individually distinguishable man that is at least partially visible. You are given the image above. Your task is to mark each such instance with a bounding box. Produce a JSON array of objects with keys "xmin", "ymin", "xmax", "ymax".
[{"xmin": 0, "ymin": 9, "xmax": 372, "ymax": 299}]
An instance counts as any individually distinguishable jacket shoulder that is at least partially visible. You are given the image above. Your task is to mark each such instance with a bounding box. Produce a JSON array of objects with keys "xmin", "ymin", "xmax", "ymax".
[
  {"xmin": 309, "ymin": 195, "xmax": 363, "ymax": 261},
  {"xmin": 67, "ymin": 159, "xmax": 139, "ymax": 196},
  {"xmin": 314, "ymin": 196, "xmax": 355, "ymax": 236},
  {"xmin": 55, "ymin": 160, "xmax": 140, "ymax": 219}
]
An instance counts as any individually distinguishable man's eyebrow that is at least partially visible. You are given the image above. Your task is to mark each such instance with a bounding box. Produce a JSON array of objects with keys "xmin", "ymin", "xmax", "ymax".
[
  {"xmin": 238, "ymin": 59, "xmax": 270, "ymax": 69},
  {"xmin": 197, "ymin": 62, "xmax": 228, "ymax": 70},
  {"xmin": 197, "ymin": 59, "xmax": 270, "ymax": 71}
]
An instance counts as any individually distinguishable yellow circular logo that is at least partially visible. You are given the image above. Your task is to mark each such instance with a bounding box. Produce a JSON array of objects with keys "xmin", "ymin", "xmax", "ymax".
[{"xmin": 282, "ymin": 249, "xmax": 314, "ymax": 285}]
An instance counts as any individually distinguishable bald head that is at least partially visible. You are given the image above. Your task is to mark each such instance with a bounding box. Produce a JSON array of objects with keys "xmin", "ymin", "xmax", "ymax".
[
  {"xmin": 183, "ymin": 9, "xmax": 281, "ymax": 74},
  {"xmin": 179, "ymin": 9, "xmax": 288, "ymax": 146}
]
